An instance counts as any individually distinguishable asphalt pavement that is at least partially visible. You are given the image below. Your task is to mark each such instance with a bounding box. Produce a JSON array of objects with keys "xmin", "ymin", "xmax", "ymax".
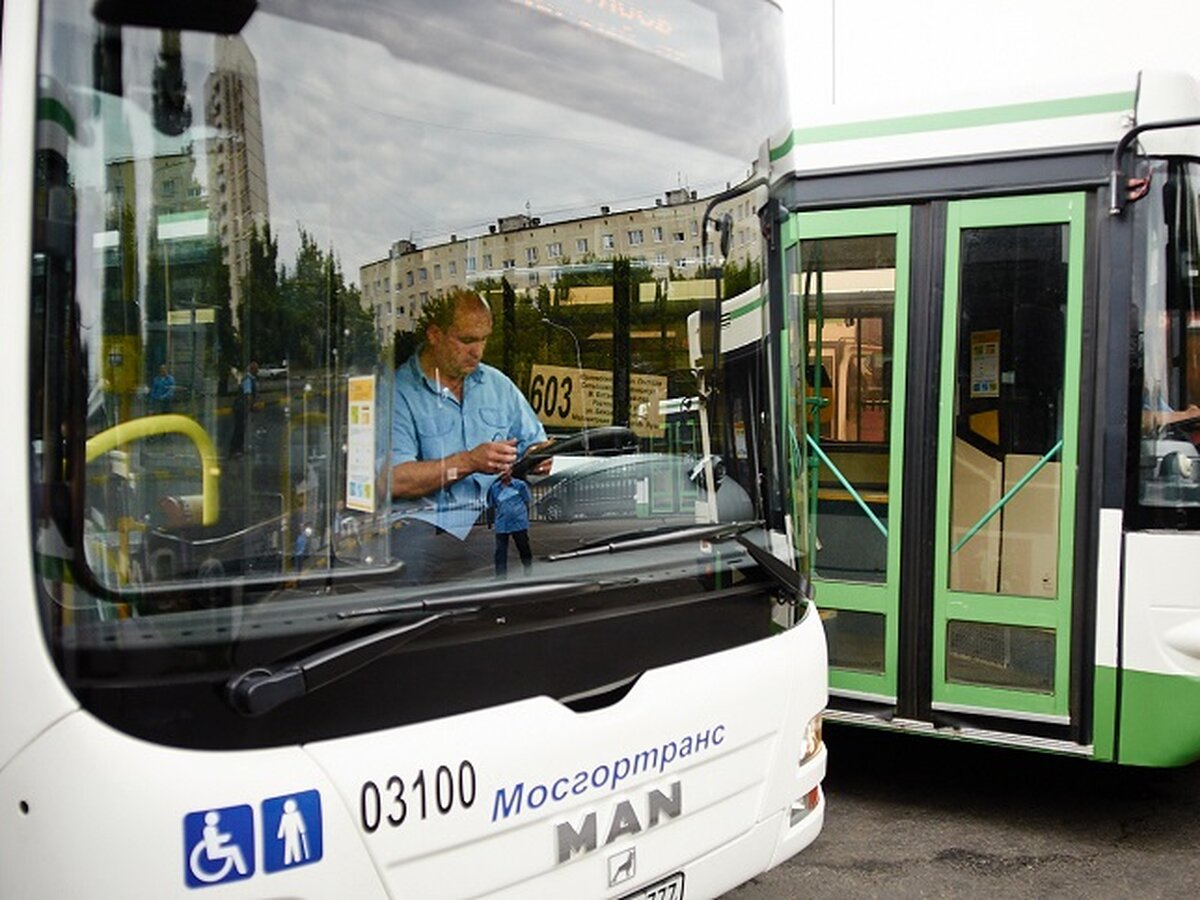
[{"xmin": 727, "ymin": 722, "xmax": 1200, "ymax": 899}]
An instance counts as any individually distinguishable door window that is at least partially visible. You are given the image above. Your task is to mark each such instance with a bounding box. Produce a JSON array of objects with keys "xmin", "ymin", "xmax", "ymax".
[{"xmin": 947, "ymin": 223, "xmax": 1067, "ymax": 600}]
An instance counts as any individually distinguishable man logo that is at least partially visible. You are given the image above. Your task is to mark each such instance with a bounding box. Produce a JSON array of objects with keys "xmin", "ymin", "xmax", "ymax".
[
  {"xmin": 555, "ymin": 781, "xmax": 681, "ymax": 864},
  {"xmin": 609, "ymin": 848, "xmax": 636, "ymax": 887}
]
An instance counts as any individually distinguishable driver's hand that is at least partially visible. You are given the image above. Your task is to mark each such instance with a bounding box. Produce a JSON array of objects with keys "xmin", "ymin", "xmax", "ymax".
[
  {"xmin": 522, "ymin": 439, "xmax": 555, "ymax": 476},
  {"xmin": 468, "ymin": 439, "xmax": 518, "ymax": 475}
]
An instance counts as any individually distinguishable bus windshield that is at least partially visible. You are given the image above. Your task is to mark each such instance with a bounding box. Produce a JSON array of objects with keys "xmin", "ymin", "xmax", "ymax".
[
  {"xmin": 1137, "ymin": 159, "xmax": 1200, "ymax": 508},
  {"xmin": 31, "ymin": 0, "xmax": 790, "ymax": 744}
]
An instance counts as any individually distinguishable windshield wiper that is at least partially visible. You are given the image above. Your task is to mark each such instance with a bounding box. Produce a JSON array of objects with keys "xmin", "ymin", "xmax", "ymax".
[
  {"xmin": 226, "ymin": 612, "xmax": 453, "ymax": 716},
  {"xmin": 225, "ymin": 578, "xmax": 630, "ymax": 716},
  {"xmin": 546, "ymin": 520, "xmax": 761, "ymax": 561},
  {"xmin": 337, "ymin": 578, "xmax": 629, "ymax": 619},
  {"xmin": 544, "ymin": 520, "xmax": 811, "ymax": 602}
]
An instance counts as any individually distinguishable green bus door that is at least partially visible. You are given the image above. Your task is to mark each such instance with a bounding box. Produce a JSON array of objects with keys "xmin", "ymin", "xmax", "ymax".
[
  {"xmin": 785, "ymin": 207, "xmax": 911, "ymax": 703},
  {"xmin": 788, "ymin": 194, "xmax": 1084, "ymax": 727},
  {"xmin": 932, "ymin": 194, "xmax": 1084, "ymax": 723}
]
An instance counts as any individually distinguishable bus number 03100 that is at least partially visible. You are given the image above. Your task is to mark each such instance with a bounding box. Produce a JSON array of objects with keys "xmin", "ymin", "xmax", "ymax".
[{"xmin": 360, "ymin": 760, "xmax": 477, "ymax": 832}]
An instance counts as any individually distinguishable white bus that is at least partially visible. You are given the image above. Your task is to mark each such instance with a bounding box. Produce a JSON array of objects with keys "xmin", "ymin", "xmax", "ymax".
[
  {"xmin": 767, "ymin": 66, "xmax": 1200, "ymax": 766},
  {"xmin": 0, "ymin": 0, "xmax": 826, "ymax": 896}
]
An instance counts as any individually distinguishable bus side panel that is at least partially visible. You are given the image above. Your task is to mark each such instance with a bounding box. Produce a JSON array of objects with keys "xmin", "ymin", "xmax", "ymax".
[
  {"xmin": 1116, "ymin": 670, "xmax": 1200, "ymax": 767},
  {"xmin": 0, "ymin": 713, "xmax": 390, "ymax": 898},
  {"xmin": 1089, "ymin": 508, "xmax": 1124, "ymax": 762},
  {"xmin": 1118, "ymin": 531, "xmax": 1200, "ymax": 766}
]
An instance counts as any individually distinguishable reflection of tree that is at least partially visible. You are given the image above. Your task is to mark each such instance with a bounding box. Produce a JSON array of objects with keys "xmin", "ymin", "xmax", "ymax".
[
  {"xmin": 283, "ymin": 231, "xmax": 333, "ymax": 368},
  {"xmin": 201, "ymin": 244, "xmax": 239, "ymax": 395},
  {"xmin": 337, "ymin": 282, "xmax": 378, "ymax": 371},
  {"xmin": 239, "ymin": 223, "xmax": 282, "ymax": 367},
  {"xmin": 476, "ymin": 277, "xmax": 544, "ymax": 392},
  {"xmin": 722, "ymin": 256, "xmax": 761, "ymax": 298},
  {"xmin": 102, "ymin": 202, "xmax": 140, "ymax": 336},
  {"xmin": 239, "ymin": 225, "xmax": 378, "ymax": 372},
  {"xmin": 152, "ymin": 32, "xmax": 192, "ymax": 137},
  {"xmin": 476, "ymin": 258, "xmax": 698, "ymax": 413}
]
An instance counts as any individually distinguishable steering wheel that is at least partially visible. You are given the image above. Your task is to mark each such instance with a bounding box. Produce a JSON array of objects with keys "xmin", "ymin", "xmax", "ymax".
[
  {"xmin": 1167, "ymin": 414, "xmax": 1200, "ymax": 433},
  {"xmin": 511, "ymin": 426, "xmax": 639, "ymax": 478}
]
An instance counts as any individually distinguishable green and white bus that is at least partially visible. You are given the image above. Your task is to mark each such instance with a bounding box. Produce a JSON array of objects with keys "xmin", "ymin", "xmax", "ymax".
[
  {"xmin": 768, "ymin": 68, "xmax": 1200, "ymax": 766},
  {"xmin": 0, "ymin": 1, "xmax": 827, "ymax": 896}
]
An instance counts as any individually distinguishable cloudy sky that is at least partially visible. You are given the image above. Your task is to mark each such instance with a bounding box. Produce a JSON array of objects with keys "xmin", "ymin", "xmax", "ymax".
[
  {"xmin": 783, "ymin": 0, "xmax": 1200, "ymax": 116},
  {"xmin": 56, "ymin": 0, "xmax": 1200, "ymax": 289},
  {"xmin": 236, "ymin": 0, "xmax": 780, "ymax": 282}
]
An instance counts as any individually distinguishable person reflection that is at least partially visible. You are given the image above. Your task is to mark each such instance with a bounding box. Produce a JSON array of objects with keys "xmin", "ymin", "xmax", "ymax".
[
  {"xmin": 488, "ymin": 470, "xmax": 533, "ymax": 578},
  {"xmin": 391, "ymin": 289, "xmax": 548, "ymax": 582}
]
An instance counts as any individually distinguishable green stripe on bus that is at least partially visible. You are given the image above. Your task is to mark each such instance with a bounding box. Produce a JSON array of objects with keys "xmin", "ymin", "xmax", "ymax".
[
  {"xmin": 726, "ymin": 290, "xmax": 763, "ymax": 320},
  {"xmin": 1117, "ymin": 668, "xmax": 1200, "ymax": 767},
  {"xmin": 770, "ymin": 92, "xmax": 1136, "ymax": 162},
  {"xmin": 1092, "ymin": 665, "xmax": 1117, "ymax": 762},
  {"xmin": 37, "ymin": 96, "xmax": 77, "ymax": 137}
]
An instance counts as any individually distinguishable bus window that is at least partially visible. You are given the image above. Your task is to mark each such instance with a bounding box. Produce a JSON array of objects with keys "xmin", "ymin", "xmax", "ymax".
[
  {"xmin": 800, "ymin": 235, "xmax": 897, "ymax": 587},
  {"xmin": 1138, "ymin": 159, "xmax": 1200, "ymax": 508}
]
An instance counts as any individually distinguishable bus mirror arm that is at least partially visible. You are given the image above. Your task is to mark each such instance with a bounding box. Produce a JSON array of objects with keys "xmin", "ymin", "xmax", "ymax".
[{"xmin": 1109, "ymin": 116, "xmax": 1200, "ymax": 215}]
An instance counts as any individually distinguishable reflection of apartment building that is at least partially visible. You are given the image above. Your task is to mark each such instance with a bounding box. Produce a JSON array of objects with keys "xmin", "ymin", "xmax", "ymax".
[
  {"xmin": 205, "ymin": 35, "xmax": 269, "ymax": 321},
  {"xmin": 360, "ymin": 188, "xmax": 762, "ymax": 340}
]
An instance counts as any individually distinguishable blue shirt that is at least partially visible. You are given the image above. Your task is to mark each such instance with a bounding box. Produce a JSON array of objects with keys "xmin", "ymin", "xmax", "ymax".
[
  {"xmin": 150, "ymin": 373, "xmax": 175, "ymax": 402},
  {"xmin": 488, "ymin": 478, "xmax": 532, "ymax": 534},
  {"xmin": 392, "ymin": 352, "xmax": 545, "ymax": 538}
]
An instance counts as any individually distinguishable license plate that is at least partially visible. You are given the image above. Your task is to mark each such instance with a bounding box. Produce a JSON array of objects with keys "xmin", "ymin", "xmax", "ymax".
[{"xmin": 619, "ymin": 872, "xmax": 684, "ymax": 900}]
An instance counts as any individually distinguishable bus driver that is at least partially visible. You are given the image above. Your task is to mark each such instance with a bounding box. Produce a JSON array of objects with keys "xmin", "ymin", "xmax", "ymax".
[{"xmin": 391, "ymin": 289, "xmax": 549, "ymax": 581}]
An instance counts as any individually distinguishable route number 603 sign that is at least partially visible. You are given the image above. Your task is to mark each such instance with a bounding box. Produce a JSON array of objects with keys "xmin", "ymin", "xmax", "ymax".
[{"xmin": 528, "ymin": 364, "xmax": 666, "ymax": 437}]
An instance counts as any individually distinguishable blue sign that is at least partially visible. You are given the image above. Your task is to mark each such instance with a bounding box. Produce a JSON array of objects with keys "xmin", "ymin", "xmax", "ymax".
[
  {"xmin": 183, "ymin": 804, "xmax": 254, "ymax": 888},
  {"xmin": 261, "ymin": 790, "xmax": 323, "ymax": 873}
]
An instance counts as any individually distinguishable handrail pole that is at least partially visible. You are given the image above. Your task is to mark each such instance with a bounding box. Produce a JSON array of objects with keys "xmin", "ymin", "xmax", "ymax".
[
  {"xmin": 85, "ymin": 414, "xmax": 221, "ymax": 524},
  {"xmin": 805, "ymin": 433, "xmax": 888, "ymax": 540}
]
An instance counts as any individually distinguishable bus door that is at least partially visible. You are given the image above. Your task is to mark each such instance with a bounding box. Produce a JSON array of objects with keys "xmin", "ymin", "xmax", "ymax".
[
  {"xmin": 784, "ymin": 207, "xmax": 911, "ymax": 704},
  {"xmin": 932, "ymin": 194, "xmax": 1085, "ymax": 725}
]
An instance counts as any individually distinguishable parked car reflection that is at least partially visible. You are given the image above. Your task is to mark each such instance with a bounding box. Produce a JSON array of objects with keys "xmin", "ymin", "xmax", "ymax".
[
  {"xmin": 532, "ymin": 452, "xmax": 754, "ymax": 523},
  {"xmin": 533, "ymin": 453, "xmax": 693, "ymax": 522}
]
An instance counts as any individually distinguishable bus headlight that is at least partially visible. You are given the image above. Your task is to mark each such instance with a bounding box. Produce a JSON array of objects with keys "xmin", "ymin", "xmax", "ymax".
[{"xmin": 799, "ymin": 714, "xmax": 823, "ymax": 766}]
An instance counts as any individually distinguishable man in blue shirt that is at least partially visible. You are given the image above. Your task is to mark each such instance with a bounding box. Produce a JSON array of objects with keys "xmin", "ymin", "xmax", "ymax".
[
  {"xmin": 150, "ymin": 364, "xmax": 175, "ymax": 414},
  {"xmin": 391, "ymin": 289, "xmax": 547, "ymax": 581},
  {"xmin": 229, "ymin": 361, "xmax": 258, "ymax": 456},
  {"xmin": 487, "ymin": 471, "xmax": 533, "ymax": 578}
]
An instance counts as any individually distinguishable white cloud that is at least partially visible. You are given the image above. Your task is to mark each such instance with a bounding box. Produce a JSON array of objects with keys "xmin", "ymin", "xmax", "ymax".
[{"xmin": 784, "ymin": 0, "xmax": 1200, "ymax": 116}]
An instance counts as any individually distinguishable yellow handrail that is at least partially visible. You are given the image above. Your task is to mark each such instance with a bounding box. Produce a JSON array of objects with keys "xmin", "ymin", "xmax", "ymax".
[{"xmin": 85, "ymin": 414, "xmax": 221, "ymax": 524}]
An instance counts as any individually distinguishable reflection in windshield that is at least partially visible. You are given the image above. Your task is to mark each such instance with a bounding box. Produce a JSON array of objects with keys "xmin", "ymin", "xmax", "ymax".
[{"xmin": 33, "ymin": 0, "xmax": 785, "ymax": 632}]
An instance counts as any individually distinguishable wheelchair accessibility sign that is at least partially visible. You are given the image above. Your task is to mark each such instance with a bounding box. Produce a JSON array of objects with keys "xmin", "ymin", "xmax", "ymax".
[{"xmin": 184, "ymin": 790, "xmax": 323, "ymax": 888}]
